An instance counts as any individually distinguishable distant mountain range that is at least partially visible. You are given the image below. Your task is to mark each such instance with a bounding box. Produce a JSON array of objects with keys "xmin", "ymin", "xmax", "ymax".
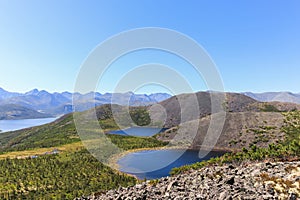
[
  {"xmin": 0, "ymin": 104, "xmax": 52, "ymax": 120},
  {"xmin": 243, "ymin": 92, "xmax": 300, "ymax": 104},
  {"xmin": 1, "ymin": 87, "xmax": 300, "ymax": 120},
  {"xmin": 0, "ymin": 87, "xmax": 171, "ymax": 119}
]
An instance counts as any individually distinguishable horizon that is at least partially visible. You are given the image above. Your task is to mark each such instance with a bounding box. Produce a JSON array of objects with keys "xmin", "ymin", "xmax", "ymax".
[
  {"xmin": 0, "ymin": 86, "xmax": 299, "ymax": 96},
  {"xmin": 0, "ymin": 1, "xmax": 299, "ymax": 93}
]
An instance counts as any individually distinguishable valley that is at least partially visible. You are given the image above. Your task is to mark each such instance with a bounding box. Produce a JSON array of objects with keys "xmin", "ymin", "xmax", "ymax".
[{"xmin": 0, "ymin": 91, "xmax": 300, "ymax": 199}]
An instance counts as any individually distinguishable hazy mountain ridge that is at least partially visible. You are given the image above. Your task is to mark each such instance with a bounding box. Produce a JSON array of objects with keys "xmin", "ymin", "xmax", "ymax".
[
  {"xmin": 0, "ymin": 87, "xmax": 171, "ymax": 118},
  {"xmin": 0, "ymin": 87, "xmax": 22, "ymax": 99},
  {"xmin": 243, "ymin": 92, "xmax": 300, "ymax": 104},
  {"xmin": 2, "ymin": 87, "xmax": 300, "ymax": 120},
  {"xmin": 0, "ymin": 104, "xmax": 52, "ymax": 120}
]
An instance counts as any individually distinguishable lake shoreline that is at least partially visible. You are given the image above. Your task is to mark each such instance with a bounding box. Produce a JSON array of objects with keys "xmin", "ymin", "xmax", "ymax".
[
  {"xmin": 108, "ymin": 145, "xmax": 232, "ymax": 180},
  {"xmin": 105, "ymin": 126, "xmax": 234, "ymax": 179}
]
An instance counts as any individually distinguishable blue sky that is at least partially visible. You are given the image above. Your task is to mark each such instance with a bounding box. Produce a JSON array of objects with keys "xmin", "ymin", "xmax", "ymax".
[{"xmin": 0, "ymin": 0, "xmax": 299, "ymax": 94}]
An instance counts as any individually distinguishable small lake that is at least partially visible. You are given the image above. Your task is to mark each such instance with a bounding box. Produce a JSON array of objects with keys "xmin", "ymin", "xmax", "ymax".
[
  {"xmin": 0, "ymin": 118, "xmax": 57, "ymax": 133},
  {"xmin": 108, "ymin": 127, "xmax": 166, "ymax": 137},
  {"xmin": 117, "ymin": 149, "xmax": 225, "ymax": 180}
]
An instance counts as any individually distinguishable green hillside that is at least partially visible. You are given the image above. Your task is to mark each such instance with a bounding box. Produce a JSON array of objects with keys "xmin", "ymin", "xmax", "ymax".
[
  {"xmin": 0, "ymin": 150, "xmax": 136, "ymax": 199},
  {"xmin": 0, "ymin": 104, "xmax": 167, "ymax": 199},
  {"xmin": 0, "ymin": 114, "xmax": 79, "ymax": 152},
  {"xmin": 0, "ymin": 105, "xmax": 156, "ymax": 153}
]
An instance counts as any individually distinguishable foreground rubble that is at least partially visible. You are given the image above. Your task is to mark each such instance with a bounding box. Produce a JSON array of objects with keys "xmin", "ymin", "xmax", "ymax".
[{"xmin": 76, "ymin": 161, "xmax": 300, "ymax": 200}]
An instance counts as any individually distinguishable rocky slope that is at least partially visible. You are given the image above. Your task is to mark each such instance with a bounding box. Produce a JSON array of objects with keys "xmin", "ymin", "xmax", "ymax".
[
  {"xmin": 156, "ymin": 112, "xmax": 286, "ymax": 151},
  {"xmin": 153, "ymin": 92, "xmax": 300, "ymax": 128},
  {"xmin": 77, "ymin": 161, "xmax": 300, "ymax": 200}
]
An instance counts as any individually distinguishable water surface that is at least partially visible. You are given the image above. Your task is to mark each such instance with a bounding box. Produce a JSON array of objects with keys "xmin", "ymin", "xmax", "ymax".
[
  {"xmin": 118, "ymin": 149, "xmax": 225, "ymax": 180},
  {"xmin": 0, "ymin": 118, "xmax": 57, "ymax": 133}
]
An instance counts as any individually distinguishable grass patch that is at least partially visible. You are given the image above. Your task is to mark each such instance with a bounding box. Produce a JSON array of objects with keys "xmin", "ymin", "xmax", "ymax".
[{"xmin": 0, "ymin": 142, "xmax": 84, "ymax": 160}]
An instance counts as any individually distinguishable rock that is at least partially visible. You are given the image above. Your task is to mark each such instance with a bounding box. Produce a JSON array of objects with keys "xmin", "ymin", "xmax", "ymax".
[
  {"xmin": 262, "ymin": 194, "xmax": 274, "ymax": 199},
  {"xmin": 288, "ymin": 193, "xmax": 298, "ymax": 200},
  {"xmin": 167, "ymin": 180, "xmax": 178, "ymax": 191},
  {"xmin": 264, "ymin": 180, "xmax": 275, "ymax": 187},
  {"xmin": 219, "ymin": 191, "xmax": 228, "ymax": 199},
  {"xmin": 228, "ymin": 165, "xmax": 235, "ymax": 169},
  {"xmin": 274, "ymin": 184, "xmax": 285, "ymax": 193},
  {"xmin": 267, "ymin": 188, "xmax": 275, "ymax": 195},
  {"xmin": 226, "ymin": 177, "xmax": 235, "ymax": 185},
  {"xmin": 77, "ymin": 161, "xmax": 300, "ymax": 200}
]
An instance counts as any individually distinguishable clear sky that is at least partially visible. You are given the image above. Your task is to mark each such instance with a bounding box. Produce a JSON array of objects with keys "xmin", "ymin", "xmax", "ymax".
[{"xmin": 0, "ymin": 0, "xmax": 299, "ymax": 94}]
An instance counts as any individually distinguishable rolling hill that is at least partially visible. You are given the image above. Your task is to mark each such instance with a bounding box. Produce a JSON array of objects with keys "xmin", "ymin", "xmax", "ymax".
[{"xmin": 153, "ymin": 92, "xmax": 300, "ymax": 128}]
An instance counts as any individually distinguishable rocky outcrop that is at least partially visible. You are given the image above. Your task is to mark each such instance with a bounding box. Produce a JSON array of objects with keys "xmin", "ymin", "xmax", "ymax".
[{"xmin": 77, "ymin": 161, "xmax": 300, "ymax": 200}]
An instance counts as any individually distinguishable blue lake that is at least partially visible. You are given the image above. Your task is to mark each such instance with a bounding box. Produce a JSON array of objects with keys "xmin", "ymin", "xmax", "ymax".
[
  {"xmin": 108, "ymin": 127, "xmax": 167, "ymax": 137},
  {"xmin": 0, "ymin": 118, "xmax": 57, "ymax": 133},
  {"xmin": 117, "ymin": 149, "xmax": 225, "ymax": 180}
]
